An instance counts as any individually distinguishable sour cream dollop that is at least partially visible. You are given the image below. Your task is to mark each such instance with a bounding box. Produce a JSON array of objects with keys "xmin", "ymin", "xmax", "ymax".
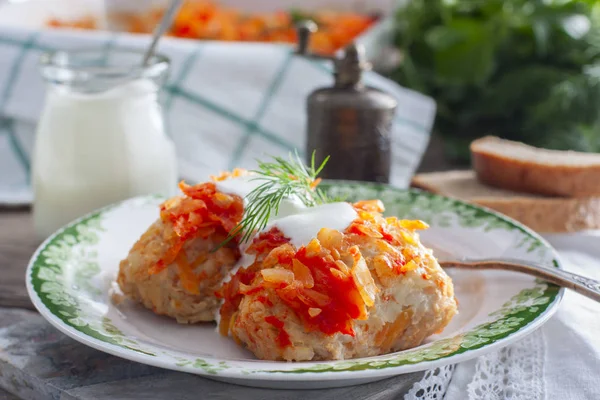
[
  {"xmin": 264, "ymin": 202, "xmax": 357, "ymax": 249},
  {"xmin": 214, "ymin": 175, "xmax": 306, "ymax": 220}
]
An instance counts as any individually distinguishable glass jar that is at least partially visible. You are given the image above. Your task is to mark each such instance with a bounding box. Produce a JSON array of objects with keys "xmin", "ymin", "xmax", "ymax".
[{"xmin": 32, "ymin": 49, "xmax": 178, "ymax": 239}]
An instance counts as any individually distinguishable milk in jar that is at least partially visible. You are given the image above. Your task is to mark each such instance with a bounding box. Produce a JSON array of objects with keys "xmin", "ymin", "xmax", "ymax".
[{"xmin": 32, "ymin": 50, "xmax": 178, "ymax": 238}]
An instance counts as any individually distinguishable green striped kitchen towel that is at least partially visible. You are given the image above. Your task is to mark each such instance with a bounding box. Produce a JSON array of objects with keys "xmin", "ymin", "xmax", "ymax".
[{"xmin": 0, "ymin": 26, "xmax": 435, "ymax": 205}]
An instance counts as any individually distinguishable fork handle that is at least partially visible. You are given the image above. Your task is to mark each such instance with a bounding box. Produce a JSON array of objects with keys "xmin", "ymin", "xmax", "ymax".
[{"xmin": 440, "ymin": 258, "xmax": 600, "ymax": 303}]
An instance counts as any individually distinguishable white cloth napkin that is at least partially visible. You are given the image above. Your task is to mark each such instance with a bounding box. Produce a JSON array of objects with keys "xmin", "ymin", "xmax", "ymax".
[
  {"xmin": 442, "ymin": 232, "xmax": 600, "ymax": 400},
  {"xmin": 0, "ymin": 26, "xmax": 435, "ymax": 205}
]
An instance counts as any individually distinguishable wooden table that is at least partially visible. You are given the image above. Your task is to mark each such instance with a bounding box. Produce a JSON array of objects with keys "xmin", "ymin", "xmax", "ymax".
[
  {"xmin": 0, "ymin": 208, "xmax": 41, "ymax": 399},
  {"xmin": 0, "ymin": 207, "xmax": 38, "ymax": 310}
]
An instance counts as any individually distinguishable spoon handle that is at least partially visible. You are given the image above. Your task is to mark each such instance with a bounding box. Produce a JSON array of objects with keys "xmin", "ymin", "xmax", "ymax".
[
  {"xmin": 440, "ymin": 258, "xmax": 600, "ymax": 303},
  {"xmin": 142, "ymin": 0, "xmax": 184, "ymax": 66}
]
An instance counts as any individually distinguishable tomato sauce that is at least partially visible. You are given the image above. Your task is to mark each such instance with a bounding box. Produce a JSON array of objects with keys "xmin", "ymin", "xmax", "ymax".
[
  {"xmin": 264, "ymin": 316, "xmax": 292, "ymax": 347},
  {"xmin": 278, "ymin": 248, "xmax": 364, "ymax": 336}
]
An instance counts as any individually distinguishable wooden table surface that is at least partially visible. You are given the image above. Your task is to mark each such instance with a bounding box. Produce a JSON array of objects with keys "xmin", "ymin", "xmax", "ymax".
[{"xmin": 0, "ymin": 207, "xmax": 38, "ymax": 310}]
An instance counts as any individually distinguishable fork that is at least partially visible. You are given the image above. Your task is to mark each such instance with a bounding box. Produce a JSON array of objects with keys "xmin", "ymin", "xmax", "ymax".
[{"xmin": 440, "ymin": 258, "xmax": 600, "ymax": 303}]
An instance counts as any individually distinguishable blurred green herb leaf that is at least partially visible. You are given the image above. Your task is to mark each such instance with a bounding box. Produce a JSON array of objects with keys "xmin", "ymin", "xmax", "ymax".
[{"xmin": 393, "ymin": 0, "xmax": 600, "ymax": 161}]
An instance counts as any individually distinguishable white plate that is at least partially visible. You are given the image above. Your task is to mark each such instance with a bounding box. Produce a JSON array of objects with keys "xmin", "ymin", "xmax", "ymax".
[{"xmin": 26, "ymin": 182, "xmax": 563, "ymax": 389}]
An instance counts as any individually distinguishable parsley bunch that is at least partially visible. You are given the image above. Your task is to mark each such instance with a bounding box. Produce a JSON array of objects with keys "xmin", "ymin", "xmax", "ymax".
[{"xmin": 393, "ymin": 0, "xmax": 600, "ymax": 162}]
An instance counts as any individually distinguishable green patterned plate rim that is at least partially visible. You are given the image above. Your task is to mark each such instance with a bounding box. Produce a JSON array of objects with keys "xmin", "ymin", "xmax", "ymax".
[{"xmin": 26, "ymin": 181, "xmax": 564, "ymax": 385}]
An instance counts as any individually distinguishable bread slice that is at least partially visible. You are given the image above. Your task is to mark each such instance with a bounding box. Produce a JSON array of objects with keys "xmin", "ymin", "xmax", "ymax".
[
  {"xmin": 471, "ymin": 136, "xmax": 600, "ymax": 197},
  {"xmin": 411, "ymin": 170, "xmax": 600, "ymax": 233}
]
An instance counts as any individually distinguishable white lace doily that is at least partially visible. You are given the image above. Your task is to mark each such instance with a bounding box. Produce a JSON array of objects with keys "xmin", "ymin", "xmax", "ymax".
[
  {"xmin": 404, "ymin": 332, "xmax": 545, "ymax": 400},
  {"xmin": 405, "ymin": 364, "xmax": 455, "ymax": 399}
]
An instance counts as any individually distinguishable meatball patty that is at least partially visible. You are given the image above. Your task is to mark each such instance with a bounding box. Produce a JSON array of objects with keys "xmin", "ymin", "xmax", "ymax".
[
  {"xmin": 218, "ymin": 200, "xmax": 457, "ymax": 360},
  {"xmin": 118, "ymin": 180, "xmax": 243, "ymax": 323}
]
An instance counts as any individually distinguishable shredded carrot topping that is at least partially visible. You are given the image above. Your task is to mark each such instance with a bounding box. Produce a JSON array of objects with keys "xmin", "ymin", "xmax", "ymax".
[
  {"xmin": 173, "ymin": 252, "xmax": 197, "ymax": 294},
  {"xmin": 218, "ymin": 200, "xmax": 431, "ymax": 340},
  {"xmin": 149, "ymin": 180, "xmax": 244, "ymax": 274},
  {"xmin": 246, "ymin": 228, "xmax": 291, "ymax": 257},
  {"xmin": 210, "ymin": 168, "xmax": 249, "ymax": 182}
]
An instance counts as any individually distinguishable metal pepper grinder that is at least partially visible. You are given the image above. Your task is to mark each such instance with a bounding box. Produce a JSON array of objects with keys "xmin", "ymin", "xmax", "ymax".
[{"xmin": 296, "ymin": 21, "xmax": 398, "ymax": 183}]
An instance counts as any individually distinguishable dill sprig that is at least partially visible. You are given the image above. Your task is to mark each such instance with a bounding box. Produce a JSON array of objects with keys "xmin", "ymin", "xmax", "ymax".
[{"xmin": 220, "ymin": 151, "xmax": 338, "ymax": 248}]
